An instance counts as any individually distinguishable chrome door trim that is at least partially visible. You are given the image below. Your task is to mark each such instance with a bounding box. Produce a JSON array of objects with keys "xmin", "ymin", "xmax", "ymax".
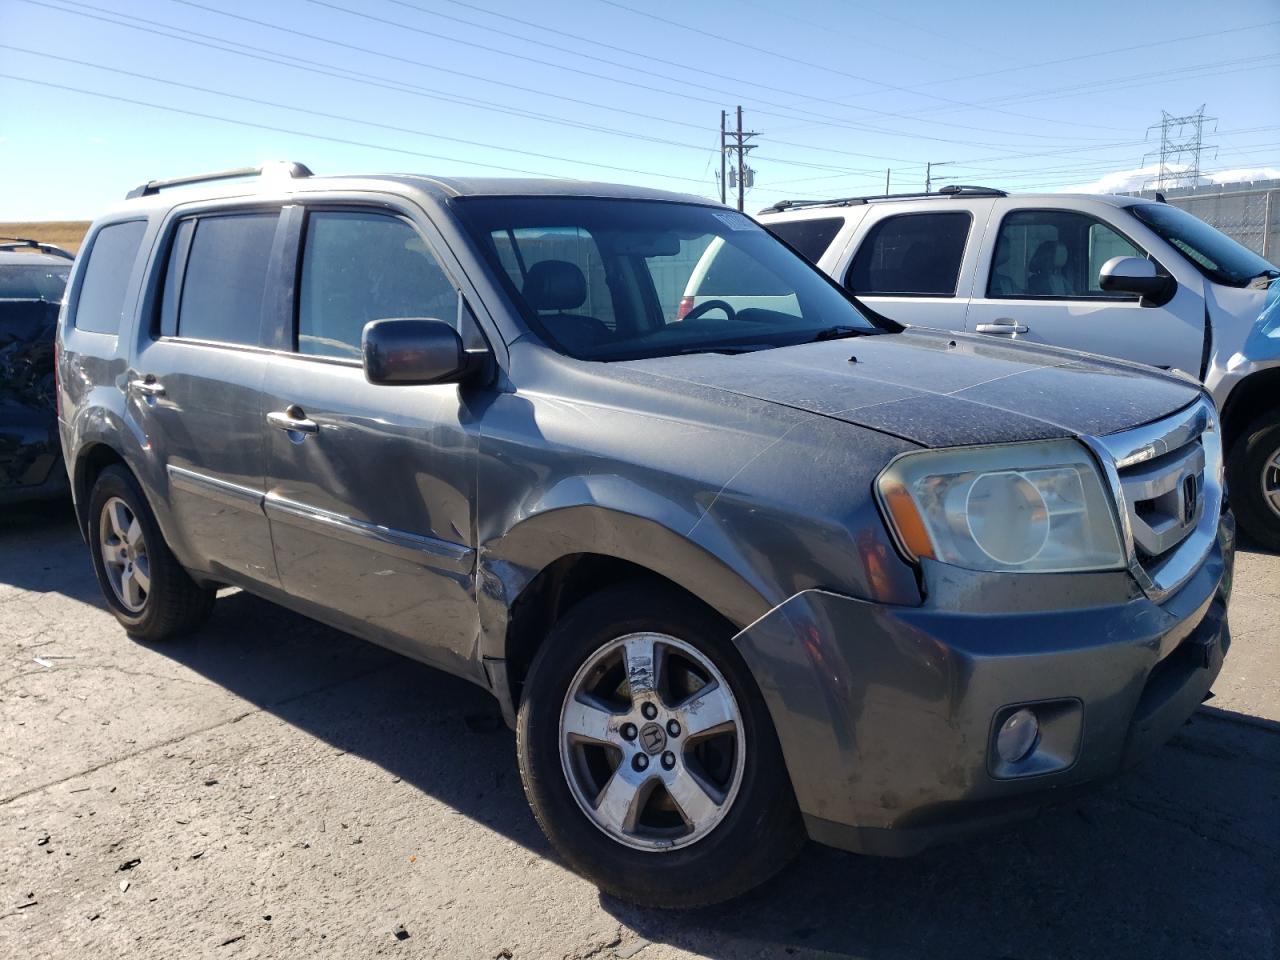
[
  {"xmin": 167, "ymin": 464, "xmax": 264, "ymax": 509},
  {"xmin": 263, "ymin": 492, "xmax": 474, "ymax": 567}
]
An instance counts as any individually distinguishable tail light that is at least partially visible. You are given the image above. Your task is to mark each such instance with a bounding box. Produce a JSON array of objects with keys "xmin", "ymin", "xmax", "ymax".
[{"xmin": 676, "ymin": 295, "xmax": 694, "ymax": 320}]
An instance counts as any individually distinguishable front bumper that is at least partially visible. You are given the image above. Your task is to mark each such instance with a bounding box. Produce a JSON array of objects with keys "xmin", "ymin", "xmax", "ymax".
[{"xmin": 733, "ymin": 514, "xmax": 1235, "ymax": 857}]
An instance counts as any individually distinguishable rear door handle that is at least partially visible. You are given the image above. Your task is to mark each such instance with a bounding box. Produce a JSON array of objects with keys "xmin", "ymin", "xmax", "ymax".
[
  {"xmin": 129, "ymin": 377, "xmax": 166, "ymax": 397},
  {"xmin": 974, "ymin": 318, "xmax": 1029, "ymax": 335},
  {"xmin": 267, "ymin": 405, "xmax": 319, "ymax": 435}
]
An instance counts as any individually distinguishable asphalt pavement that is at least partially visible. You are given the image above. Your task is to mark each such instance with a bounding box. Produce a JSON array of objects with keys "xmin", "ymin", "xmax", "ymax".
[{"xmin": 2, "ymin": 502, "xmax": 1277, "ymax": 960}]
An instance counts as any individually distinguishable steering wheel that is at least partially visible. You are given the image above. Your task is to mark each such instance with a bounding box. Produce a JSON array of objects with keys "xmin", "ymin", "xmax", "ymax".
[{"xmin": 680, "ymin": 299, "xmax": 737, "ymax": 323}]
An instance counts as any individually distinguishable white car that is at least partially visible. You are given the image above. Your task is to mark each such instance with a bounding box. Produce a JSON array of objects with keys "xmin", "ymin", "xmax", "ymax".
[{"xmin": 753, "ymin": 186, "xmax": 1280, "ymax": 548}]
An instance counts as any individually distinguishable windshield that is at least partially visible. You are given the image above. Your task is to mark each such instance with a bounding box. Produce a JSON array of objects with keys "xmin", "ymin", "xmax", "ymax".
[
  {"xmin": 0, "ymin": 261, "xmax": 71, "ymax": 300},
  {"xmin": 453, "ymin": 197, "xmax": 881, "ymax": 361},
  {"xmin": 1128, "ymin": 202, "xmax": 1277, "ymax": 287}
]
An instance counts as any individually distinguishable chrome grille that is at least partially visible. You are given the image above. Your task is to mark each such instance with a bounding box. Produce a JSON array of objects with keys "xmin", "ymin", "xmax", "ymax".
[{"xmin": 1085, "ymin": 397, "xmax": 1222, "ymax": 601}]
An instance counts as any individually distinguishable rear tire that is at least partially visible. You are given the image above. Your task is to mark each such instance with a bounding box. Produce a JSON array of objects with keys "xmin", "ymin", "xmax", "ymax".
[
  {"xmin": 87, "ymin": 465, "xmax": 215, "ymax": 641},
  {"xmin": 516, "ymin": 581, "xmax": 805, "ymax": 908},
  {"xmin": 1226, "ymin": 410, "xmax": 1280, "ymax": 552}
]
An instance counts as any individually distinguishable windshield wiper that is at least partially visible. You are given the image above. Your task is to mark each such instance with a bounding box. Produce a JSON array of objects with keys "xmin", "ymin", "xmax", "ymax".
[
  {"xmin": 1249, "ymin": 269, "xmax": 1280, "ymax": 289},
  {"xmin": 805, "ymin": 325, "xmax": 873, "ymax": 343}
]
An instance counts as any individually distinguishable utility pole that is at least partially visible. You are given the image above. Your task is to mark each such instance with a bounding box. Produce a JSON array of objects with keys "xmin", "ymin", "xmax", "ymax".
[
  {"xmin": 925, "ymin": 161, "xmax": 953, "ymax": 194},
  {"xmin": 719, "ymin": 110, "xmax": 727, "ymax": 205},
  {"xmin": 884, "ymin": 168, "xmax": 890, "ymax": 196},
  {"xmin": 724, "ymin": 105, "xmax": 759, "ymax": 212}
]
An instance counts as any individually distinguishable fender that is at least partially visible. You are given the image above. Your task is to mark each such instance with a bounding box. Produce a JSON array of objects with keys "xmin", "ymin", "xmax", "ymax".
[{"xmin": 475, "ymin": 473, "xmax": 780, "ymax": 666}]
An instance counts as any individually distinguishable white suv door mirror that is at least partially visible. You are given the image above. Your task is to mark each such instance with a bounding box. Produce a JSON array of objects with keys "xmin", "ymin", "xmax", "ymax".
[{"xmin": 1098, "ymin": 256, "xmax": 1176, "ymax": 306}]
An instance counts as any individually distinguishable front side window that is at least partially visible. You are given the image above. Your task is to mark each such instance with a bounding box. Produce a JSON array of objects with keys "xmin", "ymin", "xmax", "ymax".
[
  {"xmin": 175, "ymin": 213, "xmax": 279, "ymax": 345},
  {"xmin": 1128, "ymin": 201, "xmax": 1278, "ymax": 287},
  {"xmin": 846, "ymin": 212, "xmax": 970, "ymax": 297},
  {"xmin": 766, "ymin": 217, "xmax": 843, "ymax": 264},
  {"xmin": 297, "ymin": 211, "xmax": 459, "ymax": 359},
  {"xmin": 74, "ymin": 220, "xmax": 147, "ymax": 334},
  {"xmin": 988, "ymin": 210, "xmax": 1144, "ymax": 299},
  {"xmin": 453, "ymin": 198, "xmax": 880, "ymax": 361}
]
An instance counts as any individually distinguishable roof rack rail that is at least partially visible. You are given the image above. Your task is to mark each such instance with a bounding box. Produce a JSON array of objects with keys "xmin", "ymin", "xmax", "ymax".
[
  {"xmin": 0, "ymin": 236, "xmax": 75, "ymax": 260},
  {"xmin": 125, "ymin": 161, "xmax": 314, "ymax": 199},
  {"xmin": 760, "ymin": 184, "xmax": 1007, "ymax": 214}
]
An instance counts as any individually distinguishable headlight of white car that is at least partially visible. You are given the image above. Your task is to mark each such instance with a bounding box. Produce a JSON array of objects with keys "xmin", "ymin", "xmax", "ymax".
[{"xmin": 876, "ymin": 440, "xmax": 1126, "ymax": 573}]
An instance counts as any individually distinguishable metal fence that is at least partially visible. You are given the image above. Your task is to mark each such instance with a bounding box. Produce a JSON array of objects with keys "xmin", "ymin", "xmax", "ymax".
[{"xmin": 1129, "ymin": 179, "xmax": 1278, "ymax": 259}]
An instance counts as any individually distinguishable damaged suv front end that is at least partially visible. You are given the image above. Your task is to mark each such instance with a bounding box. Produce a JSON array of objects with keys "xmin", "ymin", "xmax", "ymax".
[{"xmin": 733, "ymin": 393, "xmax": 1231, "ymax": 855}]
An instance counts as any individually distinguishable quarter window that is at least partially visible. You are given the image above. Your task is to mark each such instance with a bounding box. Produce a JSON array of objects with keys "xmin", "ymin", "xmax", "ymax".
[
  {"xmin": 73, "ymin": 220, "xmax": 147, "ymax": 334},
  {"xmin": 846, "ymin": 212, "xmax": 970, "ymax": 297},
  {"xmin": 297, "ymin": 211, "xmax": 459, "ymax": 360},
  {"xmin": 766, "ymin": 217, "xmax": 843, "ymax": 264},
  {"xmin": 988, "ymin": 210, "xmax": 1144, "ymax": 299},
  {"xmin": 174, "ymin": 213, "xmax": 280, "ymax": 345}
]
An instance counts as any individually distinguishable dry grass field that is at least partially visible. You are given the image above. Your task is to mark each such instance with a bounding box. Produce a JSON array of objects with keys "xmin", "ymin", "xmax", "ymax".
[{"xmin": 0, "ymin": 221, "xmax": 92, "ymax": 254}]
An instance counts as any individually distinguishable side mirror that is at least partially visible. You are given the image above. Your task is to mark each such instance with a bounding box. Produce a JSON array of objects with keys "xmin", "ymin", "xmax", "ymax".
[
  {"xmin": 1098, "ymin": 256, "xmax": 1176, "ymax": 306},
  {"xmin": 362, "ymin": 317, "xmax": 484, "ymax": 386}
]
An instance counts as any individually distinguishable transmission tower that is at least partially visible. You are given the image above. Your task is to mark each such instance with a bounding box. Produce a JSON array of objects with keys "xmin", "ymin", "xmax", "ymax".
[{"xmin": 1144, "ymin": 106, "xmax": 1217, "ymax": 191}]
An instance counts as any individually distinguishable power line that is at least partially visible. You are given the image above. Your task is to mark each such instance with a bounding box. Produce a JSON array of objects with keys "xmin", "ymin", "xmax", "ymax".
[
  {"xmin": 590, "ymin": 0, "xmax": 1125, "ymax": 134},
  {"xmin": 373, "ymin": 0, "xmax": 1125, "ymax": 141},
  {"xmin": 0, "ymin": 73, "xmax": 721, "ymax": 187}
]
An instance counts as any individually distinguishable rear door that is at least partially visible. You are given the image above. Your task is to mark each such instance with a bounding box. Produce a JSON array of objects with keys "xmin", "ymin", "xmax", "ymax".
[
  {"xmin": 840, "ymin": 201, "xmax": 994, "ymax": 331},
  {"xmin": 261, "ymin": 203, "xmax": 482, "ymax": 670},
  {"xmin": 963, "ymin": 202, "xmax": 1205, "ymax": 373},
  {"xmin": 128, "ymin": 207, "xmax": 283, "ymax": 587}
]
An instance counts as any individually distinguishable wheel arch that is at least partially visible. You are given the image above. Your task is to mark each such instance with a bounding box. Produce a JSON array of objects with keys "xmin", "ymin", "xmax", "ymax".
[
  {"xmin": 1221, "ymin": 368, "xmax": 1280, "ymax": 453},
  {"xmin": 479, "ymin": 503, "xmax": 778, "ymax": 718}
]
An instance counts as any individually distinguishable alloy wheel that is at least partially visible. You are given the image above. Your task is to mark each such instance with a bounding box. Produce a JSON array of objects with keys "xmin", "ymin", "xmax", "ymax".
[
  {"xmin": 99, "ymin": 497, "xmax": 150, "ymax": 613},
  {"xmin": 558, "ymin": 632, "xmax": 746, "ymax": 851}
]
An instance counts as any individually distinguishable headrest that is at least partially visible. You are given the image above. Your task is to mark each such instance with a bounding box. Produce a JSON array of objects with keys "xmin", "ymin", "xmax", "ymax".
[
  {"xmin": 523, "ymin": 260, "xmax": 587, "ymax": 311},
  {"xmin": 1030, "ymin": 240, "xmax": 1068, "ymax": 272}
]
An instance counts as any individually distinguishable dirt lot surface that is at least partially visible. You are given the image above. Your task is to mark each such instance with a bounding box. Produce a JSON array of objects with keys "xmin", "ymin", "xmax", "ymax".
[{"xmin": 2, "ymin": 503, "xmax": 1277, "ymax": 959}]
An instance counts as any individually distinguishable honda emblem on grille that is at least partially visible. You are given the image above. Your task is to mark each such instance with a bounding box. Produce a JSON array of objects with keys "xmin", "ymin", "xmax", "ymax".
[{"xmin": 1182, "ymin": 474, "xmax": 1198, "ymax": 525}]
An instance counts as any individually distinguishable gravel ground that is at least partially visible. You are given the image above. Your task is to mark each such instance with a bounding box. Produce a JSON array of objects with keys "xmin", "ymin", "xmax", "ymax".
[{"xmin": 2, "ymin": 502, "xmax": 1277, "ymax": 960}]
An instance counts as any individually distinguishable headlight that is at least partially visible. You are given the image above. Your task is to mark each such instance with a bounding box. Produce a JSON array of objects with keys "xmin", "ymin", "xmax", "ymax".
[{"xmin": 876, "ymin": 440, "xmax": 1125, "ymax": 573}]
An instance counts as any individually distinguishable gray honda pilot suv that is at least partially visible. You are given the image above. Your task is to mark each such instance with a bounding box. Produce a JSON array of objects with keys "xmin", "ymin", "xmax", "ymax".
[{"xmin": 57, "ymin": 163, "xmax": 1233, "ymax": 907}]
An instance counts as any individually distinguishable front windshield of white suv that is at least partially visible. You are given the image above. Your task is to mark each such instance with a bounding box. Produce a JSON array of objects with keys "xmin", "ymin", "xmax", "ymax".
[
  {"xmin": 1129, "ymin": 202, "xmax": 1278, "ymax": 287},
  {"xmin": 455, "ymin": 197, "xmax": 883, "ymax": 361}
]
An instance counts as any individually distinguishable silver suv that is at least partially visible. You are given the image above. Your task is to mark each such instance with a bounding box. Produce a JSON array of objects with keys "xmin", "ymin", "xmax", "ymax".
[
  {"xmin": 57, "ymin": 163, "xmax": 1233, "ymax": 907},
  {"xmin": 757, "ymin": 186, "xmax": 1280, "ymax": 548}
]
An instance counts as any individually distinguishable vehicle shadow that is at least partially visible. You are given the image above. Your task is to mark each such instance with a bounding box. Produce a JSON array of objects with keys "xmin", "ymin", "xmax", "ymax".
[
  {"xmin": 4, "ymin": 516, "xmax": 1278, "ymax": 958},
  {"xmin": 155, "ymin": 591, "xmax": 1280, "ymax": 960}
]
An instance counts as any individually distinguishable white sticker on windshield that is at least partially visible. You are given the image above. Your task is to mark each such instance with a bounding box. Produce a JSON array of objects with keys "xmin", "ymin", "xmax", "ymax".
[{"xmin": 711, "ymin": 211, "xmax": 757, "ymax": 231}]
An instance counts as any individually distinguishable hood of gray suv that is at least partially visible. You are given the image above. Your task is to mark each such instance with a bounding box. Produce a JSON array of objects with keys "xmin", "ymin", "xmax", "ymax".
[{"xmin": 629, "ymin": 328, "xmax": 1202, "ymax": 447}]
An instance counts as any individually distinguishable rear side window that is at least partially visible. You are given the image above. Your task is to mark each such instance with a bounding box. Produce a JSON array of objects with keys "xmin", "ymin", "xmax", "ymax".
[
  {"xmin": 766, "ymin": 217, "xmax": 843, "ymax": 264},
  {"xmin": 846, "ymin": 212, "xmax": 970, "ymax": 297},
  {"xmin": 297, "ymin": 211, "xmax": 459, "ymax": 360},
  {"xmin": 73, "ymin": 220, "xmax": 147, "ymax": 334},
  {"xmin": 172, "ymin": 213, "xmax": 279, "ymax": 345}
]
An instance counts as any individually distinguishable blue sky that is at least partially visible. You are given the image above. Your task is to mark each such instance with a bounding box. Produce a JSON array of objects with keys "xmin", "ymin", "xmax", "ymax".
[{"xmin": 1, "ymin": 0, "xmax": 1278, "ymax": 219}]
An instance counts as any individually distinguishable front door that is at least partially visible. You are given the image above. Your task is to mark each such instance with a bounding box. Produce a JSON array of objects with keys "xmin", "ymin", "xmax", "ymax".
[
  {"xmin": 261, "ymin": 206, "xmax": 481, "ymax": 669},
  {"xmin": 964, "ymin": 205, "xmax": 1205, "ymax": 375},
  {"xmin": 130, "ymin": 208, "xmax": 283, "ymax": 587}
]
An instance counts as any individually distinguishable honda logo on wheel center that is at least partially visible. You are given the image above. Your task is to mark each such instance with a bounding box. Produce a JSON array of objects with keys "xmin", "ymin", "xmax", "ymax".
[{"xmin": 639, "ymin": 722, "xmax": 667, "ymax": 755}]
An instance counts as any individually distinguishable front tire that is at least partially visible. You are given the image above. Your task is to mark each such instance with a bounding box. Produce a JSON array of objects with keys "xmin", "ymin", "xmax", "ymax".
[
  {"xmin": 516, "ymin": 582, "xmax": 804, "ymax": 908},
  {"xmin": 87, "ymin": 465, "xmax": 215, "ymax": 641},
  {"xmin": 1226, "ymin": 410, "xmax": 1280, "ymax": 552}
]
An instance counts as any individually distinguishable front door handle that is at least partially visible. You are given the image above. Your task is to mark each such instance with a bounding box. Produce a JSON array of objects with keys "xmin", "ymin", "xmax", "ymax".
[
  {"xmin": 267, "ymin": 405, "xmax": 319, "ymax": 435},
  {"xmin": 129, "ymin": 377, "xmax": 166, "ymax": 397},
  {"xmin": 974, "ymin": 318, "xmax": 1029, "ymax": 335}
]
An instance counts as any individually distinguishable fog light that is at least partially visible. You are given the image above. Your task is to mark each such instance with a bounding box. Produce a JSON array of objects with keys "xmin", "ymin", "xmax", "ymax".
[{"xmin": 996, "ymin": 708, "xmax": 1040, "ymax": 763}]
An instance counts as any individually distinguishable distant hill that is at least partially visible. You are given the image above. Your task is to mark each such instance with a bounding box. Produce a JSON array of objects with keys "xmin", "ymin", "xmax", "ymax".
[{"xmin": 0, "ymin": 221, "xmax": 92, "ymax": 255}]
